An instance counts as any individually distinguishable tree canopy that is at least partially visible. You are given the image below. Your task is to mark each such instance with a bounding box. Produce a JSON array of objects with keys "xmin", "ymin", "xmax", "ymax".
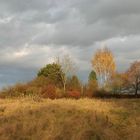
[
  {"xmin": 92, "ymin": 47, "xmax": 116, "ymax": 87},
  {"xmin": 88, "ymin": 70, "xmax": 97, "ymax": 82},
  {"xmin": 37, "ymin": 63, "xmax": 64, "ymax": 86},
  {"xmin": 126, "ymin": 61, "xmax": 140, "ymax": 95},
  {"xmin": 66, "ymin": 75, "xmax": 81, "ymax": 91}
]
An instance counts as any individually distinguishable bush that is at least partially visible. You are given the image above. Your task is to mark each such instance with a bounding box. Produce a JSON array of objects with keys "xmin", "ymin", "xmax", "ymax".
[
  {"xmin": 86, "ymin": 89, "xmax": 97, "ymax": 98},
  {"xmin": 1, "ymin": 83, "xmax": 28, "ymax": 97},
  {"xmin": 92, "ymin": 89, "xmax": 112, "ymax": 98},
  {"xmin": 67, "ymin": 90, "xmax": 81, "ymax": 99},
  {"xmin": 40, "ymin": 85, "xmax": 56, "ymax": 99},
  {"xmin": 83, "ymin": 80, "xmax": 98, "ymax": 98},
  {"xmin": 28, "ymin": 76, "xmax": 52, "ymax": 88},
  {"xmin": 66, "ymin": 75, "xmax": 81, "ymax": 92},
  {"xmin": 26, "ymin": 86, "xmax": 41, "ymax": 96},
  {"xmin": 0, "ymin": 93, "xmax": 6, "ymax": 99},
  {"xmin": 55, "ymin": 88, "xmax": 64, "ymax": 98}
]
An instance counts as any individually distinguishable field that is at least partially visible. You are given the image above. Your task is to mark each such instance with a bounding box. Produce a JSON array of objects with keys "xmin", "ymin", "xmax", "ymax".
[{"xmin": 0, "ymin": 98, "xmax": 139, "ymax": 140}]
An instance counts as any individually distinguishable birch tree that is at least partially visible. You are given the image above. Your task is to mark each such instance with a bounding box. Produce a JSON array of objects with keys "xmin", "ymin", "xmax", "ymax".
[
  {"xmin": 92, "ymin": 47, "xmax": 116, "ymax": 87},
  {"xmin": 56, "ymin": 55, "xmax": 76, "ymax": 94}
]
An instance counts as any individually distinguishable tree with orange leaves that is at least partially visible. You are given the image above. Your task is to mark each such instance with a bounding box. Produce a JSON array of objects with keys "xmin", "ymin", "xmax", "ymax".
[
  {"xmin": 92, "ymin": 47, "xmax": 116, "ymax": 87},
  {"xmin": 126, "ymin": 61, "xmax": 140, "ymax": 95},
  {"xmin": 111, "ymin": 72, "xmax": 127, "ymax": 94}
]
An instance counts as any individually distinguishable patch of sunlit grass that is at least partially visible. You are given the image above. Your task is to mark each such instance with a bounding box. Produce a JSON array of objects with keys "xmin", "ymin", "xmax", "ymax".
[{"xmin": 0, "ymin": 98, "xmax": 139, "ymax": 140}]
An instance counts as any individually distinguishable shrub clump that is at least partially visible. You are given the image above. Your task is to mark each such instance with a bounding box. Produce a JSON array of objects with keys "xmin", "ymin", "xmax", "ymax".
[
  {"xmin": 67, "ymin": 90, "xmax": 81, "ymax": 99},
  {"xmin": 40, "ymin": 84, "xmax": 56, "ymax": 99}
]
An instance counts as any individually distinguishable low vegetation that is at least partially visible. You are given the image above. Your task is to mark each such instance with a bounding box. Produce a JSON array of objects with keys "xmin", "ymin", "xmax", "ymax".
[{"xmin": 0, "ymin": 98, "xmax": 139, "ymax": 140}]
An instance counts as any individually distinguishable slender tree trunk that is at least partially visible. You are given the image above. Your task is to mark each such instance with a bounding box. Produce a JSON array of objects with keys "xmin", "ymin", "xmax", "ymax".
[
  {"xmin": 61, "ymin": 74, "xmax": 66, "ymax": 95},
  {"xmin": 135, "ymin": 83, "xmax": 138, "ymax": 96},
  {"xmin": 81, "ymin": 85, "xmax": 83, "ymax": 96},
  {"xmin": 64, "ymin": 82, "xmax": 66, "ymax": 94},
  {"xmin": 63, "ymin": 76, "xmax": 66, "ymax": 95}
]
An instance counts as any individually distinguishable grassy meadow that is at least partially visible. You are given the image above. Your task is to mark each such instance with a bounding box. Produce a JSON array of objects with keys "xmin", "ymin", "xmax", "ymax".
[{"xmin": 0, "ymin": 98, "xmax": 139, "ymax": 140}]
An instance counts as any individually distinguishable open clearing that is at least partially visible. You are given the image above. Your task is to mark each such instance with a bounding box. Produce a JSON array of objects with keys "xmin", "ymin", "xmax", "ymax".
[{"xmin": 0, "ymin": 98, "xmax": 139, "ymax": 140}]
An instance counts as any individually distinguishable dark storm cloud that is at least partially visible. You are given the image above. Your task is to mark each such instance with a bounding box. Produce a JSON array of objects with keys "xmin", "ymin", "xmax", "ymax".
[
  {"xmin": 1, "ymin": 0, "xmax": 140, "ymax": 47},
  {"xmin": 0, "ymin": 0, "xmax": 140, "ymax": 88}
]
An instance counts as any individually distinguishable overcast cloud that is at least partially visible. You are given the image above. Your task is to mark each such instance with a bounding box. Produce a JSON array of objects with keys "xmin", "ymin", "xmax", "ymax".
[{"xmin": 0, "ymin": 0, "xmax": 140, "ymax": 88}]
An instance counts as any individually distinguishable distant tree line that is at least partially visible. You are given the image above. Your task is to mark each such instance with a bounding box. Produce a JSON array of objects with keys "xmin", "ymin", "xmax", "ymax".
[{"xmin": 0, "ymin": 46, "xmax": 140, "ymax": 99}]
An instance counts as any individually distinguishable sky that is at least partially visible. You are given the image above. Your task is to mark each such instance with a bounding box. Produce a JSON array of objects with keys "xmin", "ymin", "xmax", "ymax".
[{"xmin": 0, "ymin": 0, "xmax": 140, "ymax": 88}]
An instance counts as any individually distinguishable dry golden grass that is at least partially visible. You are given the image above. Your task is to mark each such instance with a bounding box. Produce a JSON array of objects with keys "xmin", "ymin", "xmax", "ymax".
[{"xmin": 0, "ymin": 98, "xmax": 139, "ymax": 140}]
